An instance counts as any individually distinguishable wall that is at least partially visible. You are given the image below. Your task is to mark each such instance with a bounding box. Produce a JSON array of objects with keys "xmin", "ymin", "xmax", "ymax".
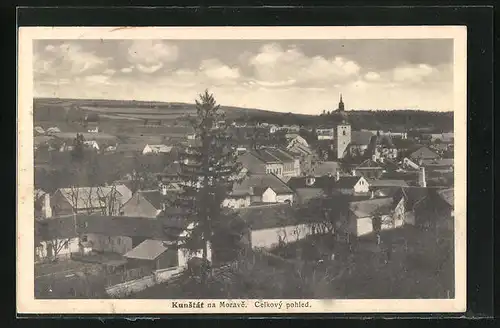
[
  {"xmin": 121, "ymin": 193, "xmax": 158, "ymax": 218},
  {"xmin": 349, "ymin": 144, "xmax": 369, "ymax": 157},
  {"xmin": 156, "ymin": 248, "xmax": 179, "ymax": 270},
  {"xmin": 353, "ymin": 178, "xmax": 370, "ymax": 194},
  {"xmin": 50, "ymin": 191, "xmax": 74, "ymax": 217},
  {"xmin": 404, "ymin": 212, "xmax": 416, "ymax": 225},
  {"xmin": 105, "ymin": 274, "xmax": 156, "ymax": 298},
  {"xmin": 251, "ymin": 224, "xmax": 312, "ymax": 249},
  {"xmin": 177, "ymin": 243, "xmax": 213, "ymax": 268},
  {"xmin": 35, "ymin": 237, "xmax": 81, "ymax": 262},
  {"xmin": 356, "ymin": 217, "xmax": 373, "ymax": 236},
  {"xmin": 223, "ymin": 196, "xmax": 251, "ymax": 209},
  {"xmin": 265, "ymin": 163, "xmax": 284, "ymax": 176},
  {"xmin": 336, "ymin": 124, "xmax": 352, "ymax": 159},
  {"xmin": 154, "ymin": 267, "xmax": 184, "ymax": 284},
  {"xmin": 261, "ymin": 188, "xmax": 277, "ymax": 203},
  {"xmin": 276, "ymin": 193, "xmax": 294, "ymax": 204},
  {"xmin": 88, "ymin": 234, "xmax": 133, "ymax": 255}
]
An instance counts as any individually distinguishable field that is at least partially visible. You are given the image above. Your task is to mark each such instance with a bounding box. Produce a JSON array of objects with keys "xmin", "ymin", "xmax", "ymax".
[{"xmin": 34, "ymin": 97, "xmax": 454, "ymax": 134}]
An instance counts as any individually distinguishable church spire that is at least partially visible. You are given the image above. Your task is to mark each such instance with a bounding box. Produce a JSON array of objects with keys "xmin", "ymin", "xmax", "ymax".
[{"xmin": 338, "ymin": 93, "xmax": 345, "ymax": 112}]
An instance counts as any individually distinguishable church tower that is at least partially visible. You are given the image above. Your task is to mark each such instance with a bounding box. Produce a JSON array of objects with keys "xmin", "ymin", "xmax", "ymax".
[
  {"xmin": 338, "ymin": 94, "xmax": 345, "ymax": 112},
  {"xmin": 336, "ymin": 120, "xmax": 351, "ymax": 159}
]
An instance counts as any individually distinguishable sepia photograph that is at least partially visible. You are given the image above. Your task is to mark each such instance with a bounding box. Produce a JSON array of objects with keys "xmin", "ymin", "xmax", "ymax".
[{"xmin": 17, "ymin": 26, "xmax": 466, "ymax": 314}]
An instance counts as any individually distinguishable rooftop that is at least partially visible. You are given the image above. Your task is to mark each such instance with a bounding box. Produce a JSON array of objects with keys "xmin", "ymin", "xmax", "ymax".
[
  {"xmin": 349, "ymin": 197, "xmax": 394, "ymax": 218},
  {"xmin": 35, "ymin": 215, "xmax": 192, "ymax": 242},
  {"xmin": 237, "ymin": 203, "xmax": 297, "ymax": 230},
  {"xmin": 123, "ymin": 239, "xmax": 169, "ymax": 261},
  {"xmin": 232, "ymin": 173, "xmax": 293, "ymax": 196}
]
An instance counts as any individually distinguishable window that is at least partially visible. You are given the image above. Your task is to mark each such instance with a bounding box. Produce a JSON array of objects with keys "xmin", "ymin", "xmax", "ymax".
[
  {"xmin": 81, "ymin": 235, "xmax": 88, "ymax": 242},
  {"xmin": 117, "ymin": 237, "xmax": 121, "ymax": 245},
  {"xmin": 64, "ymin": 240, "xmax": 69, "ymax": 249},
  {"xmin": 343, "ymin": 130, "xmax": 346, "ymax": 136}
]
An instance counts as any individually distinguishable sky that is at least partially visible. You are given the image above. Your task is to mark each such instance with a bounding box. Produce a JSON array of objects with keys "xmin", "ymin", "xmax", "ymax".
[{"xmin": 33, "ymin": 39, "xmax": 454, "ymax": 114}]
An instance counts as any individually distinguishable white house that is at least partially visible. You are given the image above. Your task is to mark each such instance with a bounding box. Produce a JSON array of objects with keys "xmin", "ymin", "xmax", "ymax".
[
  {"xmin": 142, "ymin": 144, "xmax": 173, "ymax": 155},
  {"xmin": 228, "ymin": 173, "xmax": 295, "ymax": 207},
  {"xmin": 84, "ymin": 140, "xmax": 100, "ymax": 150},
  {"xmin": 316, "ymin": 128, "xmax": 335, "ymax": 140},
  {"xmin": 238, "ymin": 203, "xmax": 312, "ymax": 249},
  {"xmin": 345, "ymin": 195, "xmax": 405, "ymax": 237},
  {"xmin": 261, "ymin": 186, "xmax": 294, "ymax": 204}
]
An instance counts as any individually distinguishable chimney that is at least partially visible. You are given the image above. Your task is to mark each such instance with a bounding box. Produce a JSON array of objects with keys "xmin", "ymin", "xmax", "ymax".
[
  {"xmin": 351, "ymin": 170, "xmax": 356, "ymax": 177},
  {"xmin": 43, "ymin": 193, "xmax": 52, "ymax": 218},
  {"xmin": 335, "ymin": 171, "xmax": 340, "ymax": 181},
  {"xmin": 161, "ymin": 184, "xmax": 167, "ymax": 196},
  {"xmin": 418, "ymin": 167, "xmax": 427, "ymax": 187},
  {"xmin": 370, "ymin": 190, "xmax": 375, "ymax": 199}
]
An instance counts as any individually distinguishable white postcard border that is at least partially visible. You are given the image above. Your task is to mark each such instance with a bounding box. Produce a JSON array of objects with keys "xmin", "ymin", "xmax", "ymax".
[{"xmin": 17, "ymin": 26, "xmax": 467, "ymax": 314}]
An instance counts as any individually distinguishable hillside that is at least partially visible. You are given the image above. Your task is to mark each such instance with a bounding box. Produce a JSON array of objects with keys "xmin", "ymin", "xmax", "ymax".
[{"xmin": 33, "ymin": 97, "xmax": 453, "ymax": 133}]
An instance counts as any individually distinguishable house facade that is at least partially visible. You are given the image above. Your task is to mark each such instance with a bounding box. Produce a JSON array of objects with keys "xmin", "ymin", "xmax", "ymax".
[
  {"xmin": 238, "ymin": 203, "xmax": 312, "ymax": 249},
  {"xmin": 120, "ymin": 190, "xmax": 166, "ymax": 218}
]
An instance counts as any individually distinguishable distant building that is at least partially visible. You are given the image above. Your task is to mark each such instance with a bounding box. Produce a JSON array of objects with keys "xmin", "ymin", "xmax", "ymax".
[
  {"xmin": 237, "ymin": 148, "xmax": 301, "ymax": 178},
  {"xmin": 338, "ymin": 94, "xmax": 345, "ymax": 112},
  {"xmin": 142, "ymin": 144, "xmax": 173, "ymax": 155},
  {"xmin": 226, "ymin": 173, "xmax": 295, "ymax": 208},
  {"xmin": 34, "ymin": 126, "xmax": 45, "ymax": 135},
  {"xmin": 316, "ymin": 128, "xmax": 335, "ymax": 140},
  {"xmin": 335, "ymin": 121, "xmax": 351, "ymax": 159},
  {"xmin": 287, "ymin": 173, "xmax": 370, "ymax": 203},
  {"xmin": 120, "ymin": 190, "xmax": 169, "ymax": 218},
  {"xmin": 409, "ymin": 146, "xmax": 440, "ymax": 163}
]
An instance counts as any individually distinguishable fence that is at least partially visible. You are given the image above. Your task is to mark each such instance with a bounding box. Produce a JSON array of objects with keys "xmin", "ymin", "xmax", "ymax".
[
  {"xmin": 105, "ymin": 266, "xmax": 186, "ymax": 298},
  {"xmin": 105, "ymin": 266, "xmax": 152, "ymax": 287},
  {"xmin": 106, "ymin": 274, "xmax": 156, "ymax": 298}
]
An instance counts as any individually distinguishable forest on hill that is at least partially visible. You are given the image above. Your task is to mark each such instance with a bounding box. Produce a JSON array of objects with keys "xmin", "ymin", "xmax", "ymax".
[{"xmin": 34, "ymin": 97, "xmax": 453, "ymax": 133}]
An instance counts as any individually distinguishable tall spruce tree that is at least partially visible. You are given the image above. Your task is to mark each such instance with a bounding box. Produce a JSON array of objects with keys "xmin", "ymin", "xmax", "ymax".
[{"xmin": 175, "ymin": 90, "xmax": 244, "ymax": 282}]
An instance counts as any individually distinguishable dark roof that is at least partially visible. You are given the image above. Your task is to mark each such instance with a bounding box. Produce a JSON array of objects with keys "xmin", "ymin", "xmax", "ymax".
[
  {"xmin": 368, "ymin": 179, "xmax": 409, "ymax": 188},
  {"xmin": 250, "ymin": 148, "xmax": 296, "ymax": 164},
  {"xmin": 115, "ymin": 143, "xmax": 145, "ymax": 153},
  {"xmin": 124, "ymin": 239, "xmax": 169, "ymax": 261},
  {"xmin": 351, "ymin": 131, "xmax": 375, "ymax": 145},
  {"xmin": 287, "ymin": 176, "xmax": 336, "ymax": 190},
  {"xmin": 311, "ymin": 161, "xmax": 340, "ymax": 177},
  {"xmin": 421, "ymin": 158, "xmax": 454, "ymax": 167},
  {"xmin": 409, "ymin": 147, "xmax": 440, "ymax": 160},
  {"xmin": 401, "ymin": 187, "xmax": 431, "ymax": 210},
  {"xmin": 287, "ymin": 175, "xmax": 361, "ymax": 190},
  {"xmin": 373, "ymin": 186, "xmax": 404, "ymax": 199},
  {"xmin": 237, "ymin": 203, "xmax": 297, "ymax": 230},
  {"xmin": 139, "ymin": 190, "xmax": 166, "ymax": 209},
  {"xmin": 35, "ymin": 215, "xmax": 191, "ymax": 242},
  {"xmin": 294, "ymin": 188, "xmax": 325, "ymax": 204},
  {"xmin": 233, "ymin": 173, "xmax": 293, "ymax": 196},
  {"xmin": 437, "ymin": 188, "xmax": 454, "ymax": 207},
  {"xmin": 335, "ymin": 176, "xmax": 363, "ymax": 189},
  {"xmin": 349, "ymin": 197, "xmax": 394, "ymax": 218},
  {"xmin": 162, "ymin": 161, "xmax": 182, "ymax": 176},
  {"xmin": 356, "ymin": 158, "xmax": 383, "ymax": 169}
]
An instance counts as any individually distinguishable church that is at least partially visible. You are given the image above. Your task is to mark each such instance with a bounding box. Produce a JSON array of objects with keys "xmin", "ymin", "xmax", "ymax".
[{"xmin": 334, "ymin": 94, "xmax": 351, "ymax": 159}]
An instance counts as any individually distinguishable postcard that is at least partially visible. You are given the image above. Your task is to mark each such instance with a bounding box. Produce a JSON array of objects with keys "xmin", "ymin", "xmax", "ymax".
[{"xmin": 17, "ymin": 26, "xmax": 466, "ymax": 314}]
